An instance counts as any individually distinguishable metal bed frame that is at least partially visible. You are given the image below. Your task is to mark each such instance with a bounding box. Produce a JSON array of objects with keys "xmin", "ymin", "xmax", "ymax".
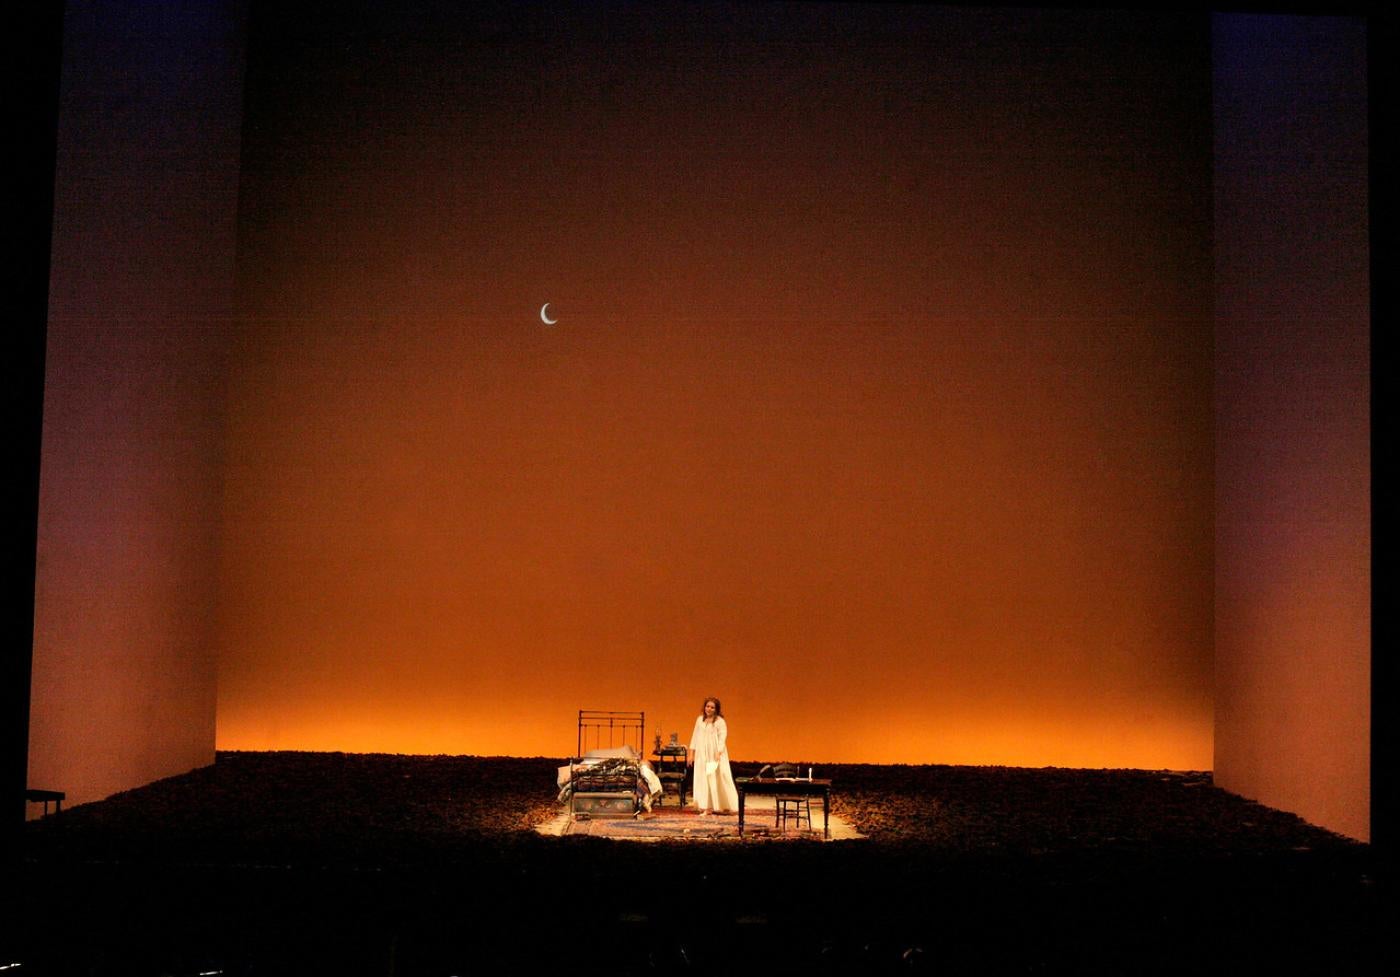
[
  {"xmin": 571, "ymin": 710, "xmax": 647, "ymax": 818},
  {"xmin": 576, "ymin": 709, "xmax": 646, "ymax": 758}
]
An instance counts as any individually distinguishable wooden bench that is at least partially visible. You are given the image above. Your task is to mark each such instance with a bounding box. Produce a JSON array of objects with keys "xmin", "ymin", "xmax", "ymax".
[{"xmin": 26, "ymin": 788, "xmax": 65, "ymax": 817}]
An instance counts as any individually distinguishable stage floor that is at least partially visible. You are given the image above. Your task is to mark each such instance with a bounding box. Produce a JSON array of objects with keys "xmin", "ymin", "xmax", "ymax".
[{"xmin": 11, "ymin": 752, "xmax": 1386, "ymax": 975}]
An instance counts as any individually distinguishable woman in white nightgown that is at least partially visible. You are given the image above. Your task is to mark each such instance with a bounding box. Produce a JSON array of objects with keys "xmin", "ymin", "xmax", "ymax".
[{"xmin": 688, "ymin": 696, "xmax": 738, "ymax": 815}]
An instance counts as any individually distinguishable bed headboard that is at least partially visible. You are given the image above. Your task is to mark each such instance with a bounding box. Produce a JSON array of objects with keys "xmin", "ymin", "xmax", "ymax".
[{"xmin": 577, "ymin": 710, "xmax": 646, "ymax": 759}]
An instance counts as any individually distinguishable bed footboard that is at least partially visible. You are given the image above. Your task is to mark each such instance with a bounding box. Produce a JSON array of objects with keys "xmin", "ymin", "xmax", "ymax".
[{"xmin": 570, "ymin": 710, "xmax": 647, "ymax": 818}]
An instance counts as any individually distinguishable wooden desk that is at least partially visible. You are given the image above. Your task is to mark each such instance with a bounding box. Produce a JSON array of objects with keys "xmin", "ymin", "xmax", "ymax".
[{"xmin": 736, "ymin": 778, "xmax": 833, "ymax": 839}]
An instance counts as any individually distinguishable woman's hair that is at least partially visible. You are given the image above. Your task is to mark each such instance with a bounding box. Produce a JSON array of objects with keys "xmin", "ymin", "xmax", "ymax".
[{"xmin": 700, "ymin": 696, "xmax": 722, "ymax": 719}]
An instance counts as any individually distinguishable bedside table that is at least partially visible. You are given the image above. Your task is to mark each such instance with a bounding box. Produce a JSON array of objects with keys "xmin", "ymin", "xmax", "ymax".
[{"xmin": 651, "ymin": 746, "xmax": 689, "ymax": 808}]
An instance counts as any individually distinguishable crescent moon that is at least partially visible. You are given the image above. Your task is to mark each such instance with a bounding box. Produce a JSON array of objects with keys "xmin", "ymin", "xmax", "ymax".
[{"xmin": 540, "ymin": 303, "xmax": 558, "ymax": 325}]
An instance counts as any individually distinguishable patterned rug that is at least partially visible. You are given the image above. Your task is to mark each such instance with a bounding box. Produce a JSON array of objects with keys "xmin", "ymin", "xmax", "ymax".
[{"xmin": 536, "ymin": 796, "xmax": 864, "ymax": 841}]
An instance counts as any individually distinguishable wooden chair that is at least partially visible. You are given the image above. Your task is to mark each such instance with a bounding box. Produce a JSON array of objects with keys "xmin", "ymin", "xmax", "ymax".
[{"xmin": 770, "ymin": 763, "xmax": 811, "ymax": 832}]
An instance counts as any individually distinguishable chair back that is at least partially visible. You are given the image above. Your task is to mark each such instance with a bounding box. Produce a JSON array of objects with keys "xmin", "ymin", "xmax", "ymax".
[{"xmin": 771, "ymin": 762, "xmax": 801, "ymax": 779}]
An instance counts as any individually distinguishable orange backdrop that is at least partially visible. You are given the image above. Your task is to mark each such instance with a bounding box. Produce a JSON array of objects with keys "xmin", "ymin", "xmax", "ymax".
[{"xmin": 217, "ymin": 4, "xmax": 1213, "ymax": 769}]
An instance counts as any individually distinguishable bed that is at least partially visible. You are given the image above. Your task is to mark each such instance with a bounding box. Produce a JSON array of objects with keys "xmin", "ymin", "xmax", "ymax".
[{"xmin": 557, "ymin": 710, "xmax": 663, "ymax": 817}]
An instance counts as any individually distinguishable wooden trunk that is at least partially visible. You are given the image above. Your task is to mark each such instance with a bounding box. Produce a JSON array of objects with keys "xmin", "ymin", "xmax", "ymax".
[{"xmin": 572, "ymin": 792, "xmax": 637, "ymax": 818}]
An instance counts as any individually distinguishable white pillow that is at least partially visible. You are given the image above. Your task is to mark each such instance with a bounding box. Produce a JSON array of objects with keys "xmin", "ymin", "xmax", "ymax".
[{"xmin": 583, "ymin": 745, "xmax": 639, "ymax": 761}]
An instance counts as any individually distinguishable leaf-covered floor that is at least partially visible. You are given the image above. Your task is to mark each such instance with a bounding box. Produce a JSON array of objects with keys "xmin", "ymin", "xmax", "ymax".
[{"xmin": 9, "ymin": 752, "xmax": 1385, "ymax": 976}]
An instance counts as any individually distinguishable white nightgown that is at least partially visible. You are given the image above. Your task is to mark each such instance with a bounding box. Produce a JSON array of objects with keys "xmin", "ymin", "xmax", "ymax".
[{"xmin": 689, "ymin": 715, "xmax": 739, "ymax": 812}]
